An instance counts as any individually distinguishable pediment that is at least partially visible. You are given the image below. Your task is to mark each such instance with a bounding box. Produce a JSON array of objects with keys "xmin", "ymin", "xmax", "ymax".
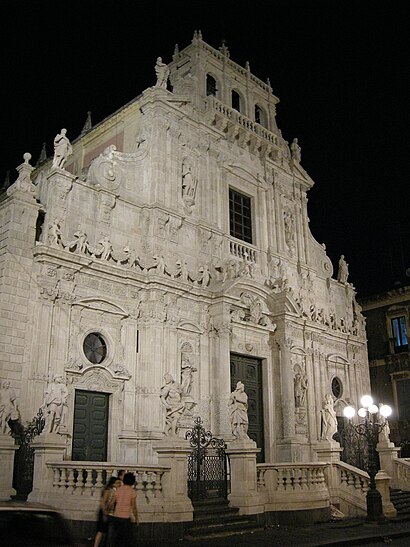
[{"xmin": 74, "ymin": 297, "xmax": 128, "ymax": 317}]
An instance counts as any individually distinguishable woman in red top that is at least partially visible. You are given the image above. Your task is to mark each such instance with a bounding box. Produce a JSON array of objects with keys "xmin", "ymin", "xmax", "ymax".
[{"xmin": 107, "ymin": 472, "xmax": 138, "ymax": 547}]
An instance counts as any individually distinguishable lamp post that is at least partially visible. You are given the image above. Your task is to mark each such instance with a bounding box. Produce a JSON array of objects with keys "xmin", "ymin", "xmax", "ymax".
[{"xmin": 343, "ymin": 395, "xmax": 392, "ymax": 522}]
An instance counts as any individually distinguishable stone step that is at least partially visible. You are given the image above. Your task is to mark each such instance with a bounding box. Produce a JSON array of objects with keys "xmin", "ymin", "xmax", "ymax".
[{"xmin": 184, "ymin": 519, "xmax": 264, "ymax": 541}]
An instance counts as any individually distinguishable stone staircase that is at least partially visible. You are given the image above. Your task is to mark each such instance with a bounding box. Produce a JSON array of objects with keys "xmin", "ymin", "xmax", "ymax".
[
  {"xmin": 184, "ymin": 498, "xmax": 264, "ymax": 540},
  {"xmin": 390, "ymin": 489, "xmax": 410, "ymax": 521}
]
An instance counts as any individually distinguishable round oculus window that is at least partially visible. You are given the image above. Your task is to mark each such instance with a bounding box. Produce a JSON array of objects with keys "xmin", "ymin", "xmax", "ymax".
[
  {"xmin": 331, "ymin": 377, "xmax": 343, "ymax": 399},
  {"xmin": 83, "ymin": 333, "xmax": 107, "ymax": 364}
]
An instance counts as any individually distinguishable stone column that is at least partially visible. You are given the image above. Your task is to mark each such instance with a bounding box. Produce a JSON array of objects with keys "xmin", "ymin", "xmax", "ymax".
[
  {"xmin": 226, "ymin": 438, "xmax": 264, "ymax": 515},
  {"xmin": 0, "ymin": 434, "xmax": 18, "ymax": 500},
  {"xmin": 153, "ymin": 438, "xmax": 193, "ymax": 522},
  {"xmin": 375, "ymin": 471, "xmax": 397, "ymax": 518},
  {"xmin": 377, "ymin": 440, "xmax": 400, "ymax": 486},
  {"xmin": 28, "ymin": 433, "xmax": 66, "ymax": 504}
]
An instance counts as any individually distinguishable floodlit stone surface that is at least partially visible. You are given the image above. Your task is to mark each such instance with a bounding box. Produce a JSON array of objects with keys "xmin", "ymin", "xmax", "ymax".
[{"xmin": 0, "ymin": 34, "xmax": 371, "ymax": 472}]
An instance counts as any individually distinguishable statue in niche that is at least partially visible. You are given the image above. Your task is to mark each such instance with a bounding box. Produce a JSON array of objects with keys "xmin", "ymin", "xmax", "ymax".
[
  {"xmin": 0, "ymin": 380, "xmax": 18, "ymax": 434},
  {"xmin": 154, "ymin": 57, "xmax": 169, "ymax": 89},
  {"xmin": 160, "ymin": 373, "xmax": 185, "ymax": 436},
  {"xmin": 180, "ymin": 354, "xmax": 197, "ymax": 397},
  {"xmin": 294, "ymin": 372, "xmax": 308, "ymax": 407},
  {"xmin": 48, "ymin": 218, "xmax": 62, "ymax": 246},
  {"xmin": 182, "ymin": 159, "xmax": 198, "ymax": 202},
  {"xmin": 290, "ymin": 138, "xmax": 301, "ymax": 163},
  {"xmin": 228, "ymin": 381, "xmax": 250, "ymax": 440},
  {"xmin": 283, "ymin": 207, "xmax": 295, "ymax": 254},
  {"xmin": 42, "ymin": 375, "xmax": 68, "ymax": 434},
  {"xmin": 52, "ymin": 128, "xmax": 72, "ymax": 170},
  {"xmin": 337, "ymin": 255, "xmax": 349, "ymax": 284},
  {"xmin": 320, "ymin": 393, "xmax": 338, "ymax": 442}
]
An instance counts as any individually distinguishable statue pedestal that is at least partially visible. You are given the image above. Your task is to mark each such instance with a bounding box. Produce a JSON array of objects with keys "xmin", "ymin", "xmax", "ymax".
[
  {"xmin": 152, "ymin": 437, "xmax": 193, "ymax": 522},
  {"xmin": 377, "ymin": 441, "xmax": 400, "ymax": 481},
  {"xmin": 313, "ymin": 440, "xmax": 342, "ymax": 502},
  {"xmin": 376, "ymin": 471, "xmax": 397, "ymax": 518},
  {"xmin": 28, "ymin": 433, "xmax": 66, "ymax": 503},
  {"xmin": 0, "ymin": 434, "xmax": 18, "ymax": 500},
  {"xmin": 226, "ymin": 438, "xmax": 264, "ymax": 515}
]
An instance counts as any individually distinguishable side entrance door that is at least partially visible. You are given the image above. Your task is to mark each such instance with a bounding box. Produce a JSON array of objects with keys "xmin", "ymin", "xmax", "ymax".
[
  {"xmin": 230, "ymin": 353, "xmax": 265, "ymax": 462},
  {"xmin": 72, "ymin": 390, "xmax": 109, "ymax": 461}
]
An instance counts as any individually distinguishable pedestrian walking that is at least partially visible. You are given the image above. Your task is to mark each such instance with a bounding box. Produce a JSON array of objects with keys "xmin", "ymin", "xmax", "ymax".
[
  {"xmin": 93, "ymin": 476, "xmax": 121, "ymax": 547},
  {"xmin": 107, "ymin": 472, "xmax": 138, "ymax": 547}
]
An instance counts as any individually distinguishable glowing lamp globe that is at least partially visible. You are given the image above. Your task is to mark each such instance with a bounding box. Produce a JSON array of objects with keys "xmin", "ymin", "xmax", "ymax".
[
  {"xmin": 358, "ymin": 407, "xmax": 367, "ymax": 418},
  {"xmin": 379, "ymin": 404, "xmax": 392, "ymax": 418},
  {"xmin": 368, "ymin": 404, "xmax": 379, "ymax": 414},
  {"xmin": 360, "ymin": 395, "xmax": 373, "ymax": 408},
  {"xmin": 343, "ymin": 406, "xmax": 356, "ymax": 419}
]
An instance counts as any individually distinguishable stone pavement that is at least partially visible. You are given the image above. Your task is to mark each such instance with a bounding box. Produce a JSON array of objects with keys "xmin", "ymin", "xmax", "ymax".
[{"xmin": 154, "ymin": 518, "xmax": 410, "ymax": 547}]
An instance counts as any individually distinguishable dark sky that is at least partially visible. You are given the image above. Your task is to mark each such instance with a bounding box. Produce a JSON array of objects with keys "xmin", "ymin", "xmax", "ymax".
[{"xmin": 1, "ymin": 0, "xmax": 408, "ymax": 298}]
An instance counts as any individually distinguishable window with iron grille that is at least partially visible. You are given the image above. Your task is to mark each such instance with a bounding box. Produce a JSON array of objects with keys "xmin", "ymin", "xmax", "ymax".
[
  {"xmin": 206, "ymin": 74, "xmax": 217, "ymax": 96},
  {"xmin": 229, "ymin": 188, "xmax": 252, "ymax": 244},
  {"xmin": 231, "ymin": 90, "xmax": 241, "ymax": 112}
]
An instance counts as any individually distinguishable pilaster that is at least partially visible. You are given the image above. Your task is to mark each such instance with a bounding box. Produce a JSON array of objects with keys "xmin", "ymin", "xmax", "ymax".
[{"xmin": 0, "ymin": 434, "xmax": 18, "ymax": 500}]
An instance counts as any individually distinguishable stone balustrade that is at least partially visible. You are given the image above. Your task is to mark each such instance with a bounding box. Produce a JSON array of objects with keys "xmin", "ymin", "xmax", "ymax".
[
  {"xmin": 256, "ymin": 463, "xmax": 329, "ymax": 512},
  {"xmin": 393, "ymin": 458, "xmax": 410, "ymax": 490},
  {"xmin": 207, "ymin": 97, "xmax": 278, "ymax": 147},
  {"xmin": 229, "ymin": 239, "xmax": 257, "ymax": 263},
  {"xmin": 42, "ymin": 461, "xmax": 170, "ymax": 522},
  {"xmin": 327, "ymin": 462, "xmax": 368, "ymax": 517}
]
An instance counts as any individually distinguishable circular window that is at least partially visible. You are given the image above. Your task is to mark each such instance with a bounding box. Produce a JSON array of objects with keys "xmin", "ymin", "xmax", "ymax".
[
  {"xmin": 83, "ymin": 333, "xmax": 107, "ymax": 364},
  {"xmin": 331, "ymin": 377, "xmax": 343, "ymax": 399}
]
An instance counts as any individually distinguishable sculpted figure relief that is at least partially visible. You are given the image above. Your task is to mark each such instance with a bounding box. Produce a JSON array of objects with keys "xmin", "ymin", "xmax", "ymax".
[
  {"xmin": 181, "ymin": 355, "xmax": 197, "ymax": 397},
  {"xmin": 320, "ymin": 393, "xmax": 338, "ymax": 441},
  {"xmin": 182, "ymin": 159, "xmax": 198, "ymax": 201},
  {"xmin": 337, "ymin": 255, "xmax": 349, "ymax": 284},
  {"xmin": 294, "ymin": 372, "xmax": 308, "ymax": 407},
  {"xmin": 48, "ymin": 218, "xmax": 62, "ymax": 246},
  {"xmin": 160, "ymin": 373, "xmax": 185, "ymax": 436},
  {"xmin": 52, "ymin": 129, "xmax": 72, "ymax": 170},
  {"xmin": 154, "ymin": 57, "xmax": 169, "ymax": 89},
  {"xmin": 228, "ymin": 381, "xmax": 250, "ymax": 440},
  {"xmin": 0, "ymin": 380, "xmax": 17, "ymax": 434},
  {"xmin": 42, "ymin": 375, "xmax": 68, "ymax": 434}
]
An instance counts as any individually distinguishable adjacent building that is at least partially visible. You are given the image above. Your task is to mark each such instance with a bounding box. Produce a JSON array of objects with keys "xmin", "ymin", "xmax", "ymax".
[{"xmin": 360, "ymin": 284, "xmax": 410, "ymax": 452}]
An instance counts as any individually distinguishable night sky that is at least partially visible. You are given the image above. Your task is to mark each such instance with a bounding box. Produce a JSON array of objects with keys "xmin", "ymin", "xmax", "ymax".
[{"xmin": 1, "ymin": 0, "xmax": 408, "ymax": 298}]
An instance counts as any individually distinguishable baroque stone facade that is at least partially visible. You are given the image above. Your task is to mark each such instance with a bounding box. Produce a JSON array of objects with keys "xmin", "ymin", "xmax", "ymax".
[{"xmin": 0, "ymin": 33, "xmax": 370, "ymax": 464}]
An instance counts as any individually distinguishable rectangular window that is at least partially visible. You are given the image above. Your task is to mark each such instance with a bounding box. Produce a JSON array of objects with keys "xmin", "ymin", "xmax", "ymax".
[
  {"xmin": 229, "ymin": 188, "xmax": 252, "ymax": 244},
  {"xmin": 391, "ymin": 316, "xmax": 408, "ymax": 352},
  {"xmin": 396, "ymin": 378, "xmax": 410, "ymax": 419}
]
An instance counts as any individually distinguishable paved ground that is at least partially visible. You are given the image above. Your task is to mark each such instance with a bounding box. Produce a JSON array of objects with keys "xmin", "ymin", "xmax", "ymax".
[{"xmin": 161, "ymin": 518, "xmax": 410, "ymax": 547}]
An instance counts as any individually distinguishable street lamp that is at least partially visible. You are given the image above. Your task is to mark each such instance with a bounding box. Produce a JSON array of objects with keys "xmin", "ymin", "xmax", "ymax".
[{"xmin": 343, "ymin": 395, "xmax": 392, "ymax": 522}]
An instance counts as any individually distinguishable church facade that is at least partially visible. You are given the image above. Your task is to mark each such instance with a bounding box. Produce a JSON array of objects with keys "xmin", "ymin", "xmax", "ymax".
[{"xmin": 0, "ymin": 32, "xmax": 370, "ymax": 468}]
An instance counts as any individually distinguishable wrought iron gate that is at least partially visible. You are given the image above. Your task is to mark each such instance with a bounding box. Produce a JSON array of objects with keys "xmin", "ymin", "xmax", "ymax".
[
  {"xmin": 335, "ymin": 421, "xmax": 370, "ymax": 471},
  {"xmin": 186, "ymin": 417, "xmax": 229, "ymax": 501},
  {"xmin": 12, "ymin": 409, "xmax": 45, "ymax": 500}
]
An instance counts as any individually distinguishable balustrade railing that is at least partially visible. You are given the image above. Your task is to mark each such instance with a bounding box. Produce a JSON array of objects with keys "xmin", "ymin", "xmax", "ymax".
[
  {"xmin": 394, "ymin": 458, "xmax": 410, "ymax": 489},
  {"xmin": 207, "ymin": 97, "xmax": 278, "ymax": 147},
  {"xmin": 229, "ymin": 240, "xmax": 257, "ymax": 263},
  {"xmin": 46, "ymin": 462, "xmax": 168, "ymax": 503},
  {"xmin": 257, "ymin": 463, "xmax": 328, "ymax": 493}
]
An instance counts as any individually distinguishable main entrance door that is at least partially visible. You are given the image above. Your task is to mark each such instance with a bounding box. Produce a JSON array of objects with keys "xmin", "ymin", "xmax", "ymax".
[
  {"xmin": 72, "ymin": 390, "xmax": 109, "ymax": 461},
  {"xmin": 230, "ymin": 353, "xmax": 265, "ymax": 462}
]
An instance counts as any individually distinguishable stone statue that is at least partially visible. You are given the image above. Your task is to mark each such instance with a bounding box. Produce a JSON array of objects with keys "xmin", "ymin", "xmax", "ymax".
[
  {"xmin": 320, "ymin": 393, "xmax": 338, "ymax": 441},
  {"xmin": 228, "ymin": 381, "xmax": 250, "ymax": 440},
  {"xmin": 52, "ymin": 128, "xmax": 72, "ymax": 170},
  {"xmin": 154, "ymin": 57, "xmax": 169, "ymax": 89},
  {"xmin": 48, "ymin": 218, "xmax": 62, "ymax": 246},
  {"xmin": 73, "ymin": 228, "xmax": 88, "ymax": 254},
  {"xmin": 182, "ymin": 159, "xmax": 198, "ymax": 200},
  {"xmin": 294, "ymin": 372, "xmax": 308, "ymax": 407},
  {"xmin": 99, "ymin": 236, "xmax": 112, "ymax": 261},
  {"xmin": 290, "ymin": 138, "xmax": 301, "ymax": 163},
  {"xmin": 160, "ymin": 373, "xmax": 185, "ymax": 436},
  {"xmin": 180, "ymin": 355, "xmax": 197, "ymax": 397},
  {"xmin": 337, "ymin": 255, "xmax": 349, "ymax": 284},
  {"xmin": 0, "ymin": 380, "xmax": 17, "ymax": 434},
  {"xmin": 42, "ymin": 375, "xmax": 68, "ymax": 434},
  {"xmin": 378, "ymin": 403, "xmax": 391, "ymax": 444}
]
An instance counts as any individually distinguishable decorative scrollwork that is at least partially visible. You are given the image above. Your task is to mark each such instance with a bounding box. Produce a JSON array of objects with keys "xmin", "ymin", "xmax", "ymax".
[{"xmin": 185, "ymin": 416, "xmax": 224, "ymax": 450}]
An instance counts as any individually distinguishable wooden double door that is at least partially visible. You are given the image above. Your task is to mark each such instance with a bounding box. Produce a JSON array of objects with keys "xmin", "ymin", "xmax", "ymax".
[
  {"xmin": 72, "ymin": 390, "xmax": 109, "ymax": 461},
  {"xmin": 230, "ymin": 353, "xmax": 265, "ymax": 462}
]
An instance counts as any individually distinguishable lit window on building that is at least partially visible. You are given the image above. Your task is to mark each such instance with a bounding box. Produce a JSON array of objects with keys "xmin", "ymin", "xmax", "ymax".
[
  {"xmin": 391, "ymin": 316, "xmax": 408, "ymax": 352},
  {"xmin": 229, "ymin": 188, "xmax": 252, "ymax": 244}
]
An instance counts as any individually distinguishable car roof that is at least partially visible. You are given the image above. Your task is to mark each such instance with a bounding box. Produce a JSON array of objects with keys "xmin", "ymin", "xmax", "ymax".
[{"xmin": 0, "ymin": 501, "xmax": 61, "ymax": 512}]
